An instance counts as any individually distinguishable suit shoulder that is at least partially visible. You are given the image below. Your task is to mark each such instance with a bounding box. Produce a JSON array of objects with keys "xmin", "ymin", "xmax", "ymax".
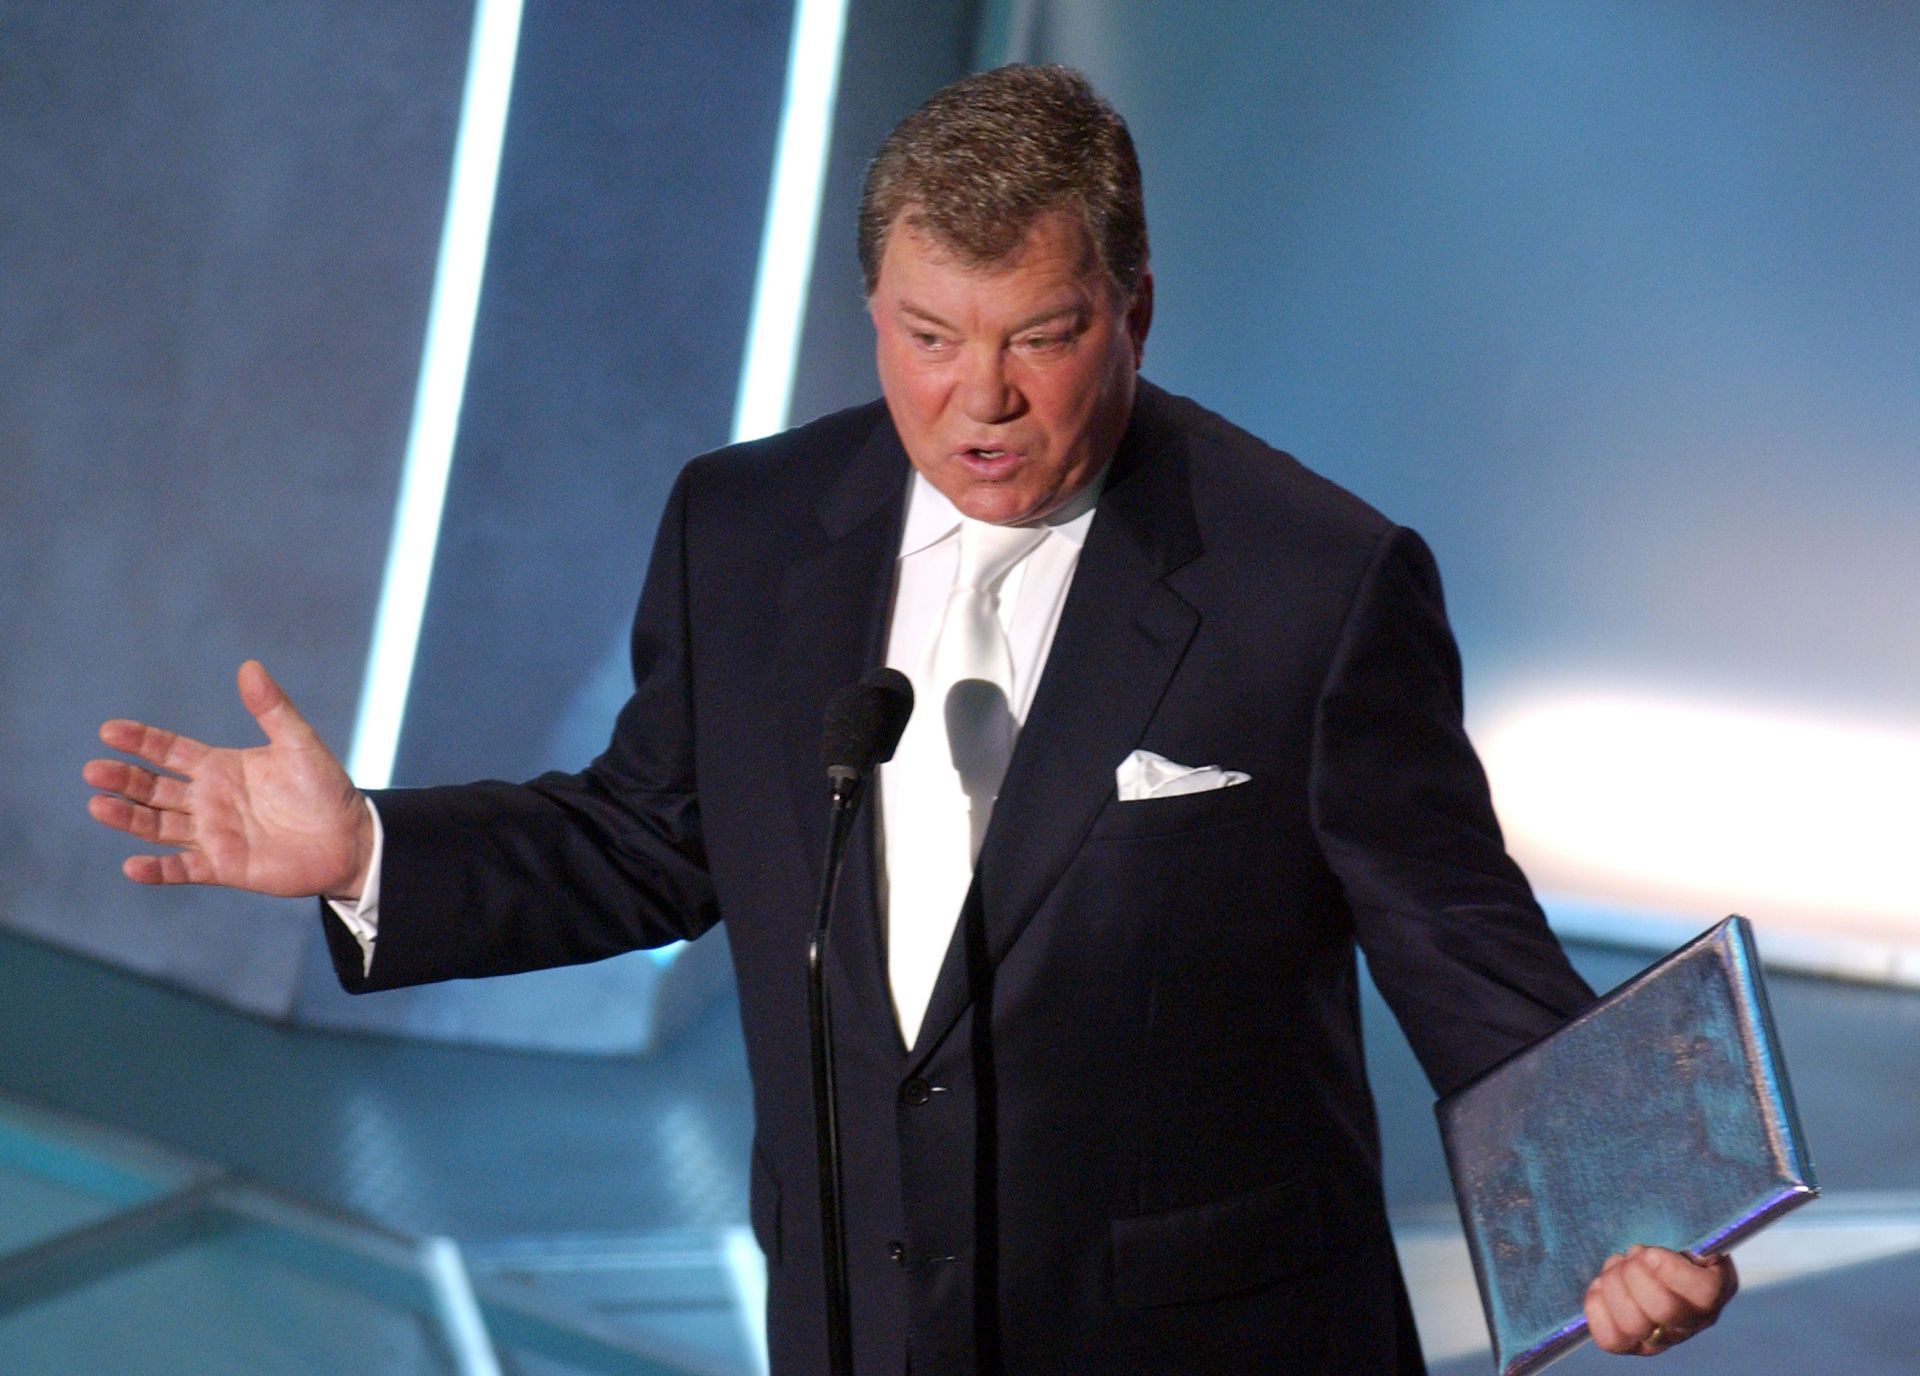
[
  {"xmin": 676, "ymin": 398, "xmax": 895, "ymax": 514},
  {"xmin": 1138, "ymin": 381, "xmax": 1395, "ymax": 553}
]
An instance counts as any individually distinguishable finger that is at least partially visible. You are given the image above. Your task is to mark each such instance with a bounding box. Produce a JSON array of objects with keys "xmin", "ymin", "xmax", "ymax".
[
  {"xmin": 1583, "ymin": 1268, "xmax": 1633, "ymax": 1354},
  {"xmin": 1594, "ymin": 1260, "xmax": 1655, "ymax": 1354},
  {"xmin": 1643, "ymin": 1246, "xmax": 1732, "ymax": 1313},
  {"xmin": 1616, "ymin": 1246, "xmax": 1736, "ymax": 1353},
  {"xmin": 1619, "ymin": 1254, "xmax": 1693, "ymax": 1335},
  {"xmin": 237, "ymin": 660, "xmax": 320, "ymax": 749},
  {"xmin": 123, "ymin": 849, "xmax": 212, "ymax": 886},
  {"xmin": 99, "ymin": 718, "xmax": 209, "ymax": 774},
  {"xmin": 89, "ymin": 794, "xmax": 195, "ymax": 847},
  {"xmin": 83, "ymin": 759, "xmax": 192, "ymax": 812},
  {"xmin": 1620, "ymin": 1247, "xmax": 1723, "ymax": 1334},
  {"xmin": 123, "ymin": 854, "xmax": 166, "ymax": 885}
]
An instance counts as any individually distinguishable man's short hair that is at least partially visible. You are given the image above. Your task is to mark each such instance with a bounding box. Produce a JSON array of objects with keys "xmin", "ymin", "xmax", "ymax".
[{"xmin": 857, "ymin": 64, "xmax": 1148, "ymax": 303}]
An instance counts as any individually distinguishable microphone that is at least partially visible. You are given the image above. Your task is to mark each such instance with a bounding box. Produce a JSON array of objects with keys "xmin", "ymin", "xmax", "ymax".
[
  {"xmin": 808, "ymin": 666, "xmax": 912, "ymax": 1376},
  {"xmin": 820, "ymin": 666, "xmax": 914, "ymax": 791}
]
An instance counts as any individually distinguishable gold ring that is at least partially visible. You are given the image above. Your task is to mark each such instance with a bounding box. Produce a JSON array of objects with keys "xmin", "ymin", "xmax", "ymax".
[{"xmin": 1646, "ymin": 1324, "xmax": 1672, "ymax": 1348}]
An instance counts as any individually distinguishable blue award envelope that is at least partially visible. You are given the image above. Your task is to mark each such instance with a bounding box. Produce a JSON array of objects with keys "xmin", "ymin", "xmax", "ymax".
[{"xmin": 1436, "ymin": 916, "xmax": 1816, "ymax": 1375}]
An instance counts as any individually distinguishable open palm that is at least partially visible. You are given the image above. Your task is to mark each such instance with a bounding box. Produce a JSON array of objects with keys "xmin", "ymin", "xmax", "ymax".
[{"xmin": 84, "ymin": 660, "xmax": 373, "ymax": 898}]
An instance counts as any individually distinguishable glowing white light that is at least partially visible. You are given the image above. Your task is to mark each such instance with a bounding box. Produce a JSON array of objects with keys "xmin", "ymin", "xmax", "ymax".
[
  {"xmin": 722, "ymin": 1223, "xmax": 771, "ymax": 1374},
  {"xmin": 421, "ymin": 1235, "xmax": 504, "ymax": 1376},
  {"xmin": 1479, "ymin": 693, "xmax": 1920, "ymax": 931},
  {"xmin": 730, "ymin": 0, "xmax": 850, "ymax": 444},
  {"xmin": 349, "ymin": 0, "xmax": 525, "ymax": 788},
  {"xmin": 631, "ymin": 0, "xmax": 847, "ymax": 976}
]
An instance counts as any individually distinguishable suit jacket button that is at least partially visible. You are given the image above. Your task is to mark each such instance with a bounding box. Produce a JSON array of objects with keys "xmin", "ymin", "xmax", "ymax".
[
  {"xmin": 888, "ymin": 1240, "xmax": 906, "ymax": 1267},
  {"xmin": 900, "ymin": 1077, "xmax": 932, "ymax": 1106}
]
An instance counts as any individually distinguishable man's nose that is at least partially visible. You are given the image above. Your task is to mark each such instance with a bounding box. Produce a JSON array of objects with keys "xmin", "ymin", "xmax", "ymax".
[{"xmin": 957, "ymin": 347, "xmax": 1022, "ymax": 423}]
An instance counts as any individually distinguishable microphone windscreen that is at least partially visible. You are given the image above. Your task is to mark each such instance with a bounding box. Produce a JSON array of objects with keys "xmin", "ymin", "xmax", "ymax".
[{"xmin": 821, "ymin": 667, "xmax": 914, "ymax": 776}]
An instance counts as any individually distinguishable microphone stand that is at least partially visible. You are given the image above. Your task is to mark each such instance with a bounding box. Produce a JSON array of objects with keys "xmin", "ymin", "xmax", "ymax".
[
  {"xmin": 808, "ymin": 765, "xmax": 865, "ymax": 1376},
  {"xmin": 807, "ymin": 665, "xmax": 910, "ymax": 1376}
]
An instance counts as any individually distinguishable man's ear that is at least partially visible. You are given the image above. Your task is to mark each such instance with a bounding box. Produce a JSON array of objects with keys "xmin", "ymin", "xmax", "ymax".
[{"xmin": 1126, "ymin": 269, "xmax": 1154, "ymax": 366}]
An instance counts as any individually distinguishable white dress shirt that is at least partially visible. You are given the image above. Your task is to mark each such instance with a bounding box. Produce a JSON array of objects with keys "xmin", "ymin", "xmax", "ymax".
[
  {"xmin": 876, "ymin": 472, "xmax": 1097, "ymax": 1038},
  {"xmin": 330, "ymin": 468, "xmax": 1101, "ymax": 985}
]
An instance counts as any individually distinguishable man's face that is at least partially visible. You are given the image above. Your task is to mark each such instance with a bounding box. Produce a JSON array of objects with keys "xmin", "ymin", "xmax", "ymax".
[{"xmin": 868, "ymin": 209, "xmax": 1152, "ymax": 526}]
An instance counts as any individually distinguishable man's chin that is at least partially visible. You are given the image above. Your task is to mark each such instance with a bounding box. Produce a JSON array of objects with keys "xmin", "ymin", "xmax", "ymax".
[{"xmin": 951, "ymin": 484, "xmax": 1053, "ymax": 527}]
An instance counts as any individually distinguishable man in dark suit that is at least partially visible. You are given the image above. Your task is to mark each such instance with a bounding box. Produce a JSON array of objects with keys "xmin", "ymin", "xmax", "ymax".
[{"xmin": 87, "ymin": 64, "xmax": 1734, "ymax": 1374}]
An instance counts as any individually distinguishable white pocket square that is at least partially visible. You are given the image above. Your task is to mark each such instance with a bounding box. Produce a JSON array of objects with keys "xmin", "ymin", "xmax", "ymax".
[{"xmin": 1115, "ymin": 749, "xmax": 1251, "ymax": 801}]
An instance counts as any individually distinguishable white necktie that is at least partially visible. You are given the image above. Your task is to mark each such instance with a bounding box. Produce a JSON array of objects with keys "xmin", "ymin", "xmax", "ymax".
[{"xmin": 886, "ymin": 519, "xmax": 1048, "ymax": 1046}]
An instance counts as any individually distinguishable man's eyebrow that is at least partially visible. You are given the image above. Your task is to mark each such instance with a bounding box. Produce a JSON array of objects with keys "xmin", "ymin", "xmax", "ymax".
[
  {"xmin": 897, "ymin": 303, "xmax": 958, "ymax": 330},
  {"xmin": 894, "ymin": 302, "xmax": 1089, "ymax": 332},
  {"xmin": 1010, "ymin": 304, "xmax": 1087, "ymax": 333}
]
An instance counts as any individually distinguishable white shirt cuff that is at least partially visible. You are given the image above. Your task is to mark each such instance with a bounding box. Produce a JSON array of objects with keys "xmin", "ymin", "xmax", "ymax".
[{"xmin": 323, "ymin": 797, "xmax": 383, "ymax": 977}]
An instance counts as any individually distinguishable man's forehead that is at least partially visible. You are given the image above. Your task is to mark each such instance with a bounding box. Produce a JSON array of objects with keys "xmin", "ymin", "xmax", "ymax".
[{"xmin": 881, "ymin": 205, "xmax": 1099, "ymax": 282}]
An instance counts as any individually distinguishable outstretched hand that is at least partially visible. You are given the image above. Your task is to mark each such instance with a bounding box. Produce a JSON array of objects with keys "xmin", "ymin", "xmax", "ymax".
[
  {"xmin": 84, "ymin": 660, "xmax": 374, "ymax": 899},
  {"xmin": 1585, "ymin": 1245, "xmax": 1737, "ymax": 1357}
]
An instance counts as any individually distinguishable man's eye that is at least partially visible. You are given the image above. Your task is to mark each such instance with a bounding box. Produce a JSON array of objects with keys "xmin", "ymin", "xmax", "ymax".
[
  {"xmin": 912, "ymin": 332, "xmax": 950, "ymax": 351},
  {"xmin": 1018, "ymin": 332, "xmax": 1070, "ymax": 352}
]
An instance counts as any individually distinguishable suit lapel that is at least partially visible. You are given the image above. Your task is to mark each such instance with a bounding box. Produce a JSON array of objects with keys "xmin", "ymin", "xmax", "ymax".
[
  {"xmin": 908, "ymin": 387, "xmax": 1203, "ymax": 1064},
  {"xmin": 777, "ymin": 416, "xmax": 912, "ymax": 1049}
]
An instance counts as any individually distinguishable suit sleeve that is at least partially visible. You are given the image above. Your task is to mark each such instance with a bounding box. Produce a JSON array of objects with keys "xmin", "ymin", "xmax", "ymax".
[
  {"xmin": 323, "ymin": 467, "xmax": 721, "ymax": 993},
  {"xmin": 1309, "ymin": 525, "xmax": 1595, "ymax": 1096}
]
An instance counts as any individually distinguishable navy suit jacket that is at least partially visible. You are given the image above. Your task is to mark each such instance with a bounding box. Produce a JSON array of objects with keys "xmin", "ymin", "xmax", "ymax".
[{"xmin": 328, "ymin": 381, "xmax": 1595, "ymax": 1374}]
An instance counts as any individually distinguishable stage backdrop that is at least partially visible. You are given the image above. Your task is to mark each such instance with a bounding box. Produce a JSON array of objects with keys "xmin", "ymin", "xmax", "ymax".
[
  {"xmin": 957, "ymin": 0, "xmax": 1920, "ymax": 958},
  {"xmin": 11, "ymin": 1, "xmax": 1915, "ymax": 1045}
]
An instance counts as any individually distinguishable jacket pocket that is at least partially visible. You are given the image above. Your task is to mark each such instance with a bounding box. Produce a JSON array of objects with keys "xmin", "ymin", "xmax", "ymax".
[
  {"xmin": 749, "ymin": 1141, "xmax": 783, "ymax": 1264},
  {"xmin": 1088, "ymin": 777, "xmax": 1266, "ymax": 841},
  {"xmin": 1110, "ymin": 1173, "xmax": 1323, "ymax": 1308}
]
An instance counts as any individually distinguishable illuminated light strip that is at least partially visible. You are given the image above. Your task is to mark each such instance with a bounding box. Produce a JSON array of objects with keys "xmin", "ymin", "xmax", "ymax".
[
  {"xmin": 722, "ymin": 1223, "xmax": 772, "ymax": 1374},
  {"xmin": 638, "ymin": 0, "xmax": 847, "ymax": 974},
  {"xmin": 348, "ymin": 0, "xmax": 526, "ymax": 788},
  {"xmin": 1478, "ymin": 692, "xmax": 1920, "ymax": 932},
  {"xmin": 421, "ymin": 1235, "xmax": 504, "ymax": 1376},
  {"xmin": 730, "ymin": 0, "xmax": 850, "ymax": 444}
]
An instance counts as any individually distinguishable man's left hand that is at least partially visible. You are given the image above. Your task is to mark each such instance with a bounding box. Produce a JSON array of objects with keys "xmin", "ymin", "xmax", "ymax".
[{"xmin": 1584, "ymin": 1245, "xmax": 1738, "ymax": 1356}]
